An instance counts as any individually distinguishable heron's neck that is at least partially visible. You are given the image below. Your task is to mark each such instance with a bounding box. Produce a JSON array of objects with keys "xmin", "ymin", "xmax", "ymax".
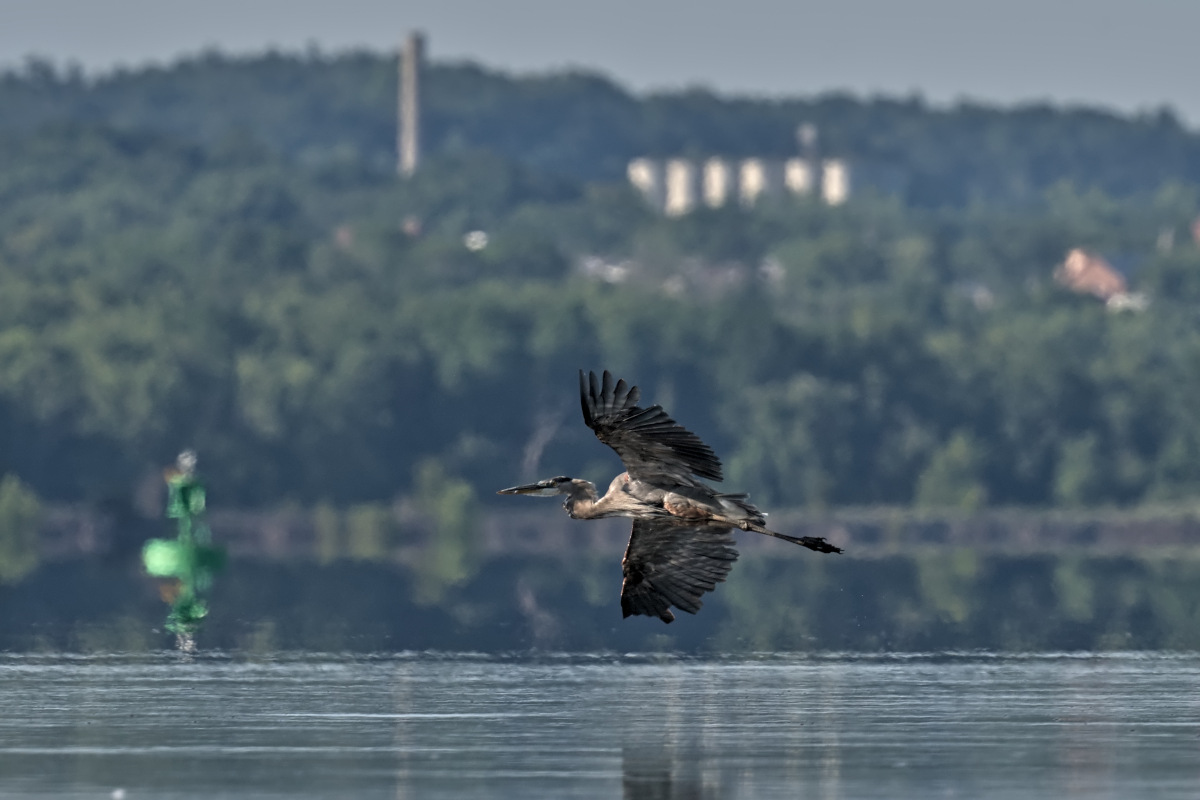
[{"xmin": 563, "ymin": 481, "xmax": 601, "ymax": 519}]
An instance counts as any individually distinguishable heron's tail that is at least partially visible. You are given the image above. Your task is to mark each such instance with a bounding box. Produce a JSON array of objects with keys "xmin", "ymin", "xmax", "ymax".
[{"xmin": 713, "ymin": 492, "xmax": 767, "ymax": 526}]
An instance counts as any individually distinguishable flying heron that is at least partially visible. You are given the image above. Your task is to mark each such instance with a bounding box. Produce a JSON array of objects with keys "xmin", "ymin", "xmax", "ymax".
[{"xmin": 499, "ymin": 370, "xmax": 842, "ymax": 623}]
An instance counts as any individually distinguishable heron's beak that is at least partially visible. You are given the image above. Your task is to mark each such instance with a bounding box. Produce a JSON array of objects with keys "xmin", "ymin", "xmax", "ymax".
[{"xmin": 497, "ymin": 481, "xmax": 558, "ymax": 496}]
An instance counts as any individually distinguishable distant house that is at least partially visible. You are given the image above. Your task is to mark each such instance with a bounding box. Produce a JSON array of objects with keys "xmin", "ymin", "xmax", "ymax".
[{"xmin": 1054, "ymin": 248, "xmax": 1127, "ymax": 300}]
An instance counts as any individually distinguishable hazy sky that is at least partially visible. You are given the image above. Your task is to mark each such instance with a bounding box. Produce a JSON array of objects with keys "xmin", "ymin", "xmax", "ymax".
[{"xmin": 2, "ymin": 0, "xmax": 1196, "ymax": 124}]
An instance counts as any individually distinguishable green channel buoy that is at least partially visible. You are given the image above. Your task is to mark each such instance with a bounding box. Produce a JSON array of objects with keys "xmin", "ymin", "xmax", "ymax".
[{"xmin": 142, "ymin": 450, "xmax": 226, "ymax": 649}]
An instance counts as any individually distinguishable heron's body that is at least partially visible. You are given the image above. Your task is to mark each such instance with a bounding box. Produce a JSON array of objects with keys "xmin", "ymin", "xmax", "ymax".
[
  {"xmin": 556, "ymin": 470, "xmax": 764, "ymax": 528},
  {"xmin": 499, "ymin": 370, "xmax": 841, "ymax": 623}
]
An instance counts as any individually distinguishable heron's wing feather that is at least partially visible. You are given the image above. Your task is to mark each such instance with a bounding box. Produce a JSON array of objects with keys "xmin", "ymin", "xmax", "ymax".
[
  {"xmin": 580, "ymin": 370, "xmax": 723, "ymax": 483},
  {"xmin": 620, "ymin": 518, "xmax": 739, "ymax": 623}
]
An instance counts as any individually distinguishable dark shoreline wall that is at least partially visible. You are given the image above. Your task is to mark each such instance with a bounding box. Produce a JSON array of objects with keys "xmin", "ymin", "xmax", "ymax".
[
  {"xmin": 35, "ymin": 506, "xmax": 1200, "ymax": 563},
  {"xmin": 5, "ymin": 532, "xmax": 1200, "ymax": 654}
]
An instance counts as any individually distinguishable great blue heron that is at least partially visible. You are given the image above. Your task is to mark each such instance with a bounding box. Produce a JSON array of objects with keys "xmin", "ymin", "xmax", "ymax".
[{"xmin": 498, "ymin": 370, "xmax": 842, "ymax": 623}]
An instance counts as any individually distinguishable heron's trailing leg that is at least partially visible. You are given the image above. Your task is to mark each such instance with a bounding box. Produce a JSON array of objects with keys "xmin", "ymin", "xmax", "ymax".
[
  {"xmin": 785, "ymin": 534, "xmax": 842, "ymax": 554},
  {"xmin": 715, "ymin": 515, "xmax": 840, "ymax": 554},
  {"xmin": 739, "ymin": 522, "xmax": 842, "ymax": 554}
]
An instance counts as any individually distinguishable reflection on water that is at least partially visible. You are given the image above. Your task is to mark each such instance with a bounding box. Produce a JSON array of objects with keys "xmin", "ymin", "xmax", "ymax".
[
  {"xmin": 623, "ymin": 745, "xmax": 715, "ymax": 800},
  {"xmin": 4, "ymin": 550, "xmax": 1200, "ymax": 653},
  {"xmin": 1, "ymin": 653, "xmax": 1199, "ymax": 799}
]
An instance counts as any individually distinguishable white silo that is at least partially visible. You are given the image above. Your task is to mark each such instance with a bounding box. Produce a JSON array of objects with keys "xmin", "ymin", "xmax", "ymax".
[
  {"xmin": 739, "ymin": 159, "xmax": 785, "ymax": 207},
  {"xmin": 628, "ymin": 158, "xmax": 667, "ymax": 212},
  {"xmin": 665, "ymin": 158, "xmax": 700, "ymax": 217},
  {"xmin": 703, "ymin": 158, "xmax": 735, "ymax": 208},
  {"xmin": 822, "ymin": 159, "xmax": 852, "ymax": 205}
]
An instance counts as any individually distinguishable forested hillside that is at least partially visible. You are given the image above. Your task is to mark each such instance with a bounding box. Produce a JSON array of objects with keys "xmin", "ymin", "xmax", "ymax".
[{"xmin": 2, "ymin": 53, "xmax": 1200, "ymax": 513}]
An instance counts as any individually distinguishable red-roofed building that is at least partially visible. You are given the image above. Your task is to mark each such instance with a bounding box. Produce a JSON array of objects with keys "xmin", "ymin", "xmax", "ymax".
[{"xmin": 1054, "ymin": 249, "xmax": 1127, "ymax": 300}]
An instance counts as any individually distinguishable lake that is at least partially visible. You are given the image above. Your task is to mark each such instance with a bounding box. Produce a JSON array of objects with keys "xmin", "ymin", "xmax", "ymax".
[{"xmin": 2, "ymin": 652, "xmax": 1198, "ymax": 798}]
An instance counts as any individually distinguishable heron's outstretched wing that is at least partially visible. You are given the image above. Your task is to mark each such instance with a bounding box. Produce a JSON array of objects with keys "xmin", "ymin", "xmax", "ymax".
[
  {"xmin": 580, "ymin": 369, "xmax": 723, "ymax": 484},
  {"xmin": 620, "ymin": 518, "xmax": 739, "ymax": 623}
]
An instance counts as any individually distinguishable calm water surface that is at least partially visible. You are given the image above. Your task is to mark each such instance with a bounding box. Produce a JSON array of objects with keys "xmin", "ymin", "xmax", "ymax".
[{"xmin": 1, "ymin": 653, "xmax": 1198, "ymax": 799}]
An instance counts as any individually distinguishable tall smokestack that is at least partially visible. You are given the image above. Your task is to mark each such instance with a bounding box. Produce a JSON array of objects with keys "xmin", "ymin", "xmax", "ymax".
[{"xmin": 398, "ymin": 31, "xmax": 425, "ymax": 177}]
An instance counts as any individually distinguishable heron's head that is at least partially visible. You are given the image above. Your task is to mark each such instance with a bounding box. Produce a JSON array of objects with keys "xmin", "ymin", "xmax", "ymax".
[{"xmin": 497, "ymin": 476, "xmax": 576, "ymax": 497}]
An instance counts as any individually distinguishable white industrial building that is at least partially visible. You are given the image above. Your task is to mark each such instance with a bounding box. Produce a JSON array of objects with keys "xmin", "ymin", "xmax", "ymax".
[{"xmin": 629, "ymin": 155, "xmax": 857, "ymax": 216}]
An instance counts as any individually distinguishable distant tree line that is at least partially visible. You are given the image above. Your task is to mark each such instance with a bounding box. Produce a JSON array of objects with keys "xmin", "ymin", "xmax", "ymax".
[{"xmin": 3, "ymin": 51, "xmax": 1200, "ymax": 204}]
